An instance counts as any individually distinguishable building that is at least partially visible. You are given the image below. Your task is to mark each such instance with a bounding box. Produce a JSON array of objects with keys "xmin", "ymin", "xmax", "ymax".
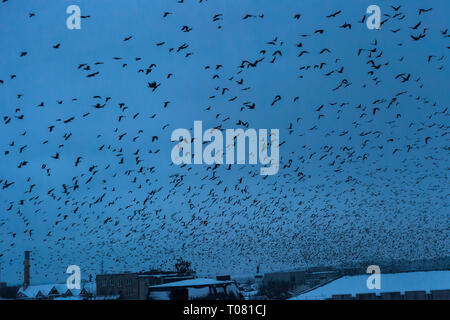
[
  {"xmin": 16, "ymin": 283, "xmax": 95, "ymax": 300},
  {"xmin": 17, "ymin": 284, "xmax": 69, "ymax": 299},
  {"xmin": 0, "ymin": 282, "xmax": 20, "ymax": 299},
  {"xmin": 12, "ymin": 250, "xmax": 95, "ymax": 300},
  {"xmin": 263, "ymin": 267, "xmax": 340, "ymax": 291},
  {"xmin": 290, "ymin": 270, "xmax": 450, "ymax": 300},
  {"xmin": 148, "ymin": 277, "xmax": 242, "ymax": 300},
  {"xmin": 69, "ymin": 282, "xmax": 96, "ymax": 299},
  {"xmin": 96, "ymin": 270, "xmax": 194, "ymax": 300}
]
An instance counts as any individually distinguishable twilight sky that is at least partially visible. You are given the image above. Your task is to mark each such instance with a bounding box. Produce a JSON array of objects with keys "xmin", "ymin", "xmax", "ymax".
[{"xmin": 0, "ymin": 0, "xmax": 448, "ymax": 285}]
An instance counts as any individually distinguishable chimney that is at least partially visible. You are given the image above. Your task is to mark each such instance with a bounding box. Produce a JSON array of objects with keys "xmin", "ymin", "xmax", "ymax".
[{"xmin": 23, "ymin": 251, "xmax": 30, "ymax": 289}]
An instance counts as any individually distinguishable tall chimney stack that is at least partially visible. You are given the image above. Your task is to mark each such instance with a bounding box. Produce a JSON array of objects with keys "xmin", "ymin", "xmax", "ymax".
[{"xmin": 23, "ymin": 251, "xmax": 30, "ymax": 289}]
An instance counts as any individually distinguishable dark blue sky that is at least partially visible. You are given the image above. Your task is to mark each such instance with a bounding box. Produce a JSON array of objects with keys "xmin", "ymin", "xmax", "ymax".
[{"xmin": 0, "ymin": 1, "xmax": 448, "ymax": 285}]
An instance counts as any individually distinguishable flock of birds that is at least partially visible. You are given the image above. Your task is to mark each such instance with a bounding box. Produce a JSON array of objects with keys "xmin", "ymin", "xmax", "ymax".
[{"xmin": 0, "ymin": 1, "xmax": 448, "ymax": 283}]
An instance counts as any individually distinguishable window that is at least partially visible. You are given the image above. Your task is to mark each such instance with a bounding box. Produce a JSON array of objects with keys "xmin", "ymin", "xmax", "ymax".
[
  {"xmin": 127, "ymin": 288, "xmax": 132, "ymax": 296},
  {"xmin": 117, "ymin": 280, "xmax": 122, "ymax": 288},
  {"xmin": 127, "ymin": 279, "xmax": 133, "ymax": 286},
  {"xmin": 110, "ymin": 279, "xmax": 114, "ymax": 287},
  {"xmin": 102, "ymin": 279, "xmax": 107, "ymax": 287}
]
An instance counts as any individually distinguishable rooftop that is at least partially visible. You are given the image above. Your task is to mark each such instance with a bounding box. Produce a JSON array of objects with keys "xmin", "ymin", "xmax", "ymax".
[
  {"xmin": 17, "ymin": 282, "xmax": 96, "ymax": 298},
  {"xmin": 149, "ymin": 278, "xmax": 234, "ymax": 289},
  {"xmin": 290, "ymin": 270, "xmax": 450, "ymax": 300}
]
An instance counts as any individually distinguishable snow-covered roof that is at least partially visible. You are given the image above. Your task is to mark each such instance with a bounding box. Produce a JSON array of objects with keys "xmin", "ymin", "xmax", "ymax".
[
  {"xmin": 17, "ymin": 282, "xmax": 96, "ymax": 298},
  {"xmin": 290, "ymin": 270, "xmax": 450, "ymax": 300},
  {"xmin": 82, "ymin": 282, "xmax": 96, "ymax": 294},
  {"xmin": 70, "ymin": 282, "xmax": 96, "ymax": 295},
  {"xmin": 54, "ymin": 284, "xmax": 71, "ymax": 295},
  {"xmin": 17, "ymin": 284, "xmax": 69, "ymax": 298},
  {"xmin": 149, "ymin": 278, "xmax": 233, "ymax": 288}
]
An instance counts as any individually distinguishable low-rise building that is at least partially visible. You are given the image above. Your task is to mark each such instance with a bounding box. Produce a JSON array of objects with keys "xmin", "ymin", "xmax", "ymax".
[
  {"xmin": 16, "ymin": 282, "xmax": 95, "ymax": 300},
  {"xmin": 0, "ymin": 282, "xmax": 20, "ymax": 299},
  {"xmin": 96, "ymin": 270, "xmax": 194, "ymax": 300},
  {"xmin": 263, "ymin": 267, "xmax": 340, "ymax": 289}
]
